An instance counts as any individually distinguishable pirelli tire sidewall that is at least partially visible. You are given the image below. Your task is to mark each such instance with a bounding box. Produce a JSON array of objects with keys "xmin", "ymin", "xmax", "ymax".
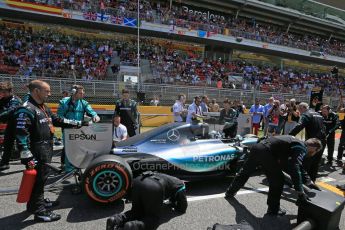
[{"xmin": 83, "ymin": 155, "xmax": 132, "ymax": 204}]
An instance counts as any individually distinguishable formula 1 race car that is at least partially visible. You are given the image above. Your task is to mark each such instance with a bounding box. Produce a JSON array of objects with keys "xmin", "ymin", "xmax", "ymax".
[{"xmin": 62, "ymin": 122, "xmax": 258, "ymax": 204}]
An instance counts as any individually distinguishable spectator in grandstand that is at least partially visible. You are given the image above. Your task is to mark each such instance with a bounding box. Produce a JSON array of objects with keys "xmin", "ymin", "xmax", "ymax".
[
  {"xmin": 172, "ymin": 94, "xmax": 187, "ymax": 122},
  {"xmin": 263, "ymin": 97, "xmax": 274, "ymax": 135},
  {"xmin": 320, "ymin": 105, "xmax": 339, "ymax": 165},
  {"xmin": 267, "ymin": 100, "xmax": 281, "ymax": 136},
  {"xmin": 219, "ymin": 99, "xmax": 238, "ymax": 138},
  {"xmin": 186, "ymin": 96, "xmax": 203, "ymax": 124},
  {"xmin": 114, "ymin": 89, "xmax": 138, "ymax": 137},
  {"xmin": 200, "ymin": 95, "xmax": 209, "ymax": 113},
  {"xmin": 217, "ymin": 79, "xmax": 223, "ymax": 89},
  {"xmin": 0, "ymin": 81, "xmax": 22, "ymax": 171},
  {"xmin": 208, "ymin": 99, "xmax": 220, "ymax": 112},
  {"xmin": 283, "ymin": 99, "xmax": 300, "ymax": 135},
  {"xmin": 112, "ymin": 115, "xmax": 128, "ymax": 147},
  {"xmin": 249, "ymin": 98, "xmax": 264, "ymax": 136},
  {"xmin": 57, "ymin": 85, "xmax": 100, "ymax": 172}
]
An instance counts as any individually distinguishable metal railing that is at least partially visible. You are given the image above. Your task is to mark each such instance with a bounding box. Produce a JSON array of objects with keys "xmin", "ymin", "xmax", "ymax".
[{"xmin": 0, "ymin": 74, "xmax": 310, "ymax": 106}]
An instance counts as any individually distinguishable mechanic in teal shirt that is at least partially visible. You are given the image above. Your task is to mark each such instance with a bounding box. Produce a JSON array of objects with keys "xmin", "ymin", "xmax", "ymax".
[{"xmin": 57, "ymin": 85, "xmax": 100, "ymax": 172}]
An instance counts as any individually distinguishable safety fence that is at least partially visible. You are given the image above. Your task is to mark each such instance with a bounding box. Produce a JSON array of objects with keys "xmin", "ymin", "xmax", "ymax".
[{"xmin": 0, "ymin": 75, "xmax": 311, "ymax": 106}]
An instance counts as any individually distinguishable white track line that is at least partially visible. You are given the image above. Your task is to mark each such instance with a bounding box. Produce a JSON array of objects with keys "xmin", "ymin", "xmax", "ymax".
[{"xmin": 187, "ymin": 187, "xmax": 269, "ymax": 202}]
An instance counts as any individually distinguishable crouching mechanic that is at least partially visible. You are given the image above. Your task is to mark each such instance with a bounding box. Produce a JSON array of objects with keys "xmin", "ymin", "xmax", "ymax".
[
  {"xmin": 15, "ymin": 80, "xmax": 85, "ymax": 222},
  {"xmin": 225, "ymin": 136, "xmax": 322, "ymax": 216},
  {"xmin": 106, "ymin": 171, "xmax": 188, "ymax": 230}
]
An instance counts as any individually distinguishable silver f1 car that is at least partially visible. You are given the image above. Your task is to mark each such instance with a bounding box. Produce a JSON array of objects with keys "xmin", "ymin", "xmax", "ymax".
[{"xmin": 63, "ymin": 122, "xmax": 258, "ymax": 204}]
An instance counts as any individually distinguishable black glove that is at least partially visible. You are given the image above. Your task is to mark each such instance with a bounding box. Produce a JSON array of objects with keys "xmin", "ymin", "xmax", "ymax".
[
  {"xmin": 21, "ymin": 157, "xmax": 36, "ymax": 169},
  {"xmin": 75, "ymin": 121, "xmax": 89, "ymax": 128},
  {"xmin": 296, "ymin": 192, "xmax": 310, "ymax": 206},
  {"xmin": 306, "ymin": 181, "xmax": 321, "ymax": 191},
  {"xmin": 81, "ymin": 121, "xmax": 89, "ymax": 126}
]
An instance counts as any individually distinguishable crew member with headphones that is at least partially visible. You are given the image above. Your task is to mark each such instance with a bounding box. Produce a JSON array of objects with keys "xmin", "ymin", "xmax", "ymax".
[{"xmin": 57, "ymin": 85, "xmax": 100, "ymax": 172}]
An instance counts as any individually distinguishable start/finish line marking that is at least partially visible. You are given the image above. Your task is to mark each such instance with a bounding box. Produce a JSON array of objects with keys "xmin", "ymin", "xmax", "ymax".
[{"xmin": 187, "ymin": 187, "xmax": 270, "ymax": 202}]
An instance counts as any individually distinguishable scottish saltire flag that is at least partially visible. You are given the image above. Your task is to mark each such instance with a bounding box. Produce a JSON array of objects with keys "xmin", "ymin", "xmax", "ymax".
[
  {"xmin": 97, "ymin": 13, "xmax": 110, "ymax": 22},
  {"xmin": 124, "ymin": 18, "xmax": 137, "ymax": 27},
  {"xmin": 197, "ymin": 30, "xmax": 207, "ymax": 38},
  {"xmin": 83, "ymin": 11, "xmax": 97, "ymax": 21}
]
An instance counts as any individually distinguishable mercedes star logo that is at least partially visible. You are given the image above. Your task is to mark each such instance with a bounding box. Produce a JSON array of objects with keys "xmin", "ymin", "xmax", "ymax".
[{"xmin": 167, "ymin": 129, "xmax": 180, "ymax": 142}]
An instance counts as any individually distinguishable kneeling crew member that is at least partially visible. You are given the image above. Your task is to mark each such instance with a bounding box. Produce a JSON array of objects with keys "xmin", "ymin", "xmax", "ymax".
[
  {"xmin": 106, "ymin": 171, "xmax": 187, "ymax": 230},
  {"xmin": 225, "ymin": 136, "xmax": 322, "ymax": 216}
]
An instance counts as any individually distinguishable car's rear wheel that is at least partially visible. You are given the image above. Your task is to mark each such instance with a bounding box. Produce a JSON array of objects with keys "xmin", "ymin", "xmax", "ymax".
[{"xmin": 83, "ymin": 155, "xmax": 132, "ymax": 204}]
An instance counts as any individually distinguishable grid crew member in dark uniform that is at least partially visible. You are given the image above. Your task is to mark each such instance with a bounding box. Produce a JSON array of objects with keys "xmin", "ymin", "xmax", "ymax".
[
  {"xmin": 225, "ymin": 136, "xmax": 322, "ymax": 216},
  {"xmin": 289, "ymin": 102, "xmax": 326, "ymax": 182},
  {"xmin": 320, "ymin": 105, "xmax": 339, "ymax": 165},
  {"xmin": 15, "ymin": 80, "xmax": 81, "ymax": 222},
  {"xmin": 106, "ymin": 171, "xmax": 187, "ymax": 230},
  {"xmin": 337, "ymin": 108, "xmax": 345, "ymax": 169},
  {"xmin": 219, "ymin": 99, "xmax": 238, "ymax": 138},
  {"xmin": 0, "ymin": 81, "xmax": 22, "ymax": 171},
  {"xmin": 114, "ymin": 89, "xmax": 138, "ymax": 137}
]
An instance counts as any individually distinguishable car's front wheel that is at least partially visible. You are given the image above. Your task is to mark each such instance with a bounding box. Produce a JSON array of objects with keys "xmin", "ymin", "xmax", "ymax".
[{"xmin": 83, "ymin": 155, "xmax": 132, "ymax": 204}]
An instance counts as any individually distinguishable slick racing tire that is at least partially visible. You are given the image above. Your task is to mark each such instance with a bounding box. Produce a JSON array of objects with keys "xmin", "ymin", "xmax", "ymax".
[{"xmin": 83, "ymin": 155, "xmax": 132, "ymax": 204}]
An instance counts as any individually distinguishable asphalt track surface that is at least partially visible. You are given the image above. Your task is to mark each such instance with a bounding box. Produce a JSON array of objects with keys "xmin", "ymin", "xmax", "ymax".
[{"xmin": 1, "ymin": 145, "xmax": 345, "ymax": 230}]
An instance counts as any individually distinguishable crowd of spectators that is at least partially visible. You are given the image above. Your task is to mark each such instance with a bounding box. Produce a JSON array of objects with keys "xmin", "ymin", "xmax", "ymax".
[
  {"xmin": 157, "ymin": 3, "xmax": 345, "ymax": 58},
  {"xmin": 17, "ymin": 1, "xmax": 345, "ymax": 58},
  {"xmin": 0, "ymin": 22, "xmax": 343, "ymax": 96},
  {"xmin": 0, "ymin": 24, "xmax": 113, "ymax": 80},
  {"xmin": 143, "ymin": 45, "xmax": 343, "ymax": 96}
]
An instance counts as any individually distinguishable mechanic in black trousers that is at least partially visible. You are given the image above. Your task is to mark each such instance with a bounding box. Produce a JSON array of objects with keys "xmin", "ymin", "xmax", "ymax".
[
  {"xmin": 225, "ymin": 136, "xmax": 323, "ymax": 216},
  {"xmin": 289, "ymin": 102, "xmax": 326, "ymax": 182},
  {"xmin": 114, "ymin": 89, "xmax": 138, "ymax": 137},
  {"xmin": 15, "ymin": 80, "xmax": 81, "ymax": 222},
  {"xmin": 106, "ymin": 171, "xmax": 187, "ymax": 230},
  {"xmin": 320, "ymin": 105, "xmax": 339, "ymax": 165},
  {"xmin": 338, "ymin": 109, "xmax": 345, "ymax": 169},
  {"xmin": 0, "ymin": 81, "xmax": 22, "ymax": 171}
]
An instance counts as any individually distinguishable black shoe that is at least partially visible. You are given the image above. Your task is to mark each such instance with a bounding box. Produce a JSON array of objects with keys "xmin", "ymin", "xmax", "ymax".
[
  {"xmin": 0, "ymin": 163, "xmax": 10, "ymax": 171},
  {"xmin": 34, "ymin": 210, "xmax": 61, "ymax": 222},
  {"xmin": 44, "ymin": 198, "xmax": 60, "ymax": 208},
  {"xmin": 106, "ymin": 217, "xmax": 116, "ymax": 230},
  {"xmin": 327, "ymin": 160, "xmax": 333, "ymax": 165},
  {"xmin": 266, "ymin": 207, "xmax": 286, "ymax": 216},
  {"xmin": 337, "ymin": 160, "xmax": 343, "ymax": 166}
]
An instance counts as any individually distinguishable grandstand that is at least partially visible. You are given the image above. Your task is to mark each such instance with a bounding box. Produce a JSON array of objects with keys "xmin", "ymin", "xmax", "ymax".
[{"xmin": 0, "ymin": 0, "xmax": 344, "ymax": 108}]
